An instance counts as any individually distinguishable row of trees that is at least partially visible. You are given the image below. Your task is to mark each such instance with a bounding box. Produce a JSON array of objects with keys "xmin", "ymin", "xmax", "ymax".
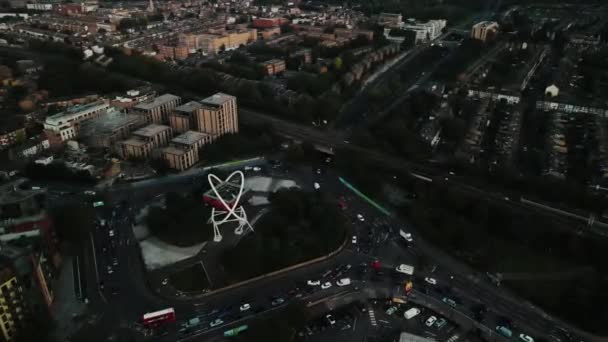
[{"xmin": 220, "ymin": 188, "xmax": 347, "ymax": 282}]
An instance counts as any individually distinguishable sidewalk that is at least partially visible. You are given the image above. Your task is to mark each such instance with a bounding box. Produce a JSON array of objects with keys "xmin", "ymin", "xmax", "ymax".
[{"xmin": 50, "ymin": 255, "xmax": 87, "ymax": 342}]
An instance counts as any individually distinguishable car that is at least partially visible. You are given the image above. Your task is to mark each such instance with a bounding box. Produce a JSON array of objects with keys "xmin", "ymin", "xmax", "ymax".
[
  {"xmin": 325, "ymin": 157, "xmax": 332, "ymax": 163},
  {"xmin": 321, "ymin": 282, "xmax": 332, "ymax": 290},
  {"xmin": 435, "ymin": 318, "xmax": 447, "ymax": 329},
  {"xmin": 519, "ymin": 334, "xmax": 534, "ymax": 342},
  {"xmin": 112, "ymin": 258, "xmax": 118, "ymax": 266},
  {"xmin": 401, "ymin": 231, "xmax": 413, "ymax": 242},
  {"xmin": 442, "ymin": 297, "xmax": 457, "ymax": 308},
  {"xmin": 162, "ymin": 278, "xmax": 168, "ymax": 285},
  {"xmin": 352, "ymin": 236, "xmax": 357, "ymax": 244},
  {"xmin": 239, "ymin": 303, "xmax": 251, "ymax": 311},
  {"xmin": 336, "ymin": 278, "xmax": 351, "ymax": 287},
  {"xmin": 425, "ymin": 316, "xmax": 437, "ymax": 327},
  {"xmin": 356, "ymin": 214, "xmax": 365, "ymax": 222},
  {"xmin": 84, "ymin": 190, "xmax": 96, "ymax": 195},
  {"xmin": 326, "ymin": 314, "xmax": 336, "ymax": 325},
  {"xmin": 385, "ymin": 306, "xmax": 397, "ymax": 315},
  {"xmin": 253, "ymin": 166, "xmax": 262, "ymax": 172},
  {"xmin": 307, "ymin": 280, "xmax": 320, "ymax": 286},
  {"xmin": 100, "ymin": 219, "xmax": 106, "ymax": 226},
  {"xmin": 109, "ymin": 230, "xmax": 115, "ymax": 237},
  {"xmin": 424, "ymin": 277, "xmax": 437, "ymax": 285},
  {"xmin": 271, "ymin": 298, "xmax": 285, "ymax": 306},
  {"xmin": 106, "ymin": 266, "xmax": 113, "ymax": 274},
  {"xmin": 316, "ymin": 168, "xmax": 321, "ymax": 175},
  {"xmin": 395, "ymin": 264, "xmax": 414, "ymax": 275},
  {"xmin": 210, "ymin": 319, "xmax": 223, "ymax": 327}
]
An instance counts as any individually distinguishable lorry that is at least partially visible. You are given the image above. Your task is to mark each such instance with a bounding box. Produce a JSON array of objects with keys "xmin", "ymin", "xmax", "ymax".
[{"xmin": 403, "ymin": 307, "xmax": 421, "ymax": 320}]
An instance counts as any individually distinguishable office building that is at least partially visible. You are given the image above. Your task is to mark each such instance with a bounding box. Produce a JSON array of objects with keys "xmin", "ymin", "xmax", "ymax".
[
  {"xmin": 471, "ymin": 21, "xmax": 499, "ymax": 42},
  {"xmin": 133, "ymin": 94, "xmax": 181, "ymax": 124},
  {"xmin": 169, "ymin": 101, "xmax": 203, "ymax": 134},
  {"xmin": 402, "ymin": 19, "xmax": 446, "ymax": 43},
  {"xmin": 119, "ymin": 124, "xmax": 172, "ymax": 159},
  {"xmin": 378, "ymin": 12, "xmax": 403, "ymax": 28},
  {"xmin": 79, "ymin": 108, "xmax": 145, "ymax": 149},
  {"xmin": 43, "ymin": 101, "xmax": 110, "ymax": 145},
  {"xmin": 162, "ymin": 131, "xmax": 213, "ymax": 171},
  {"xmin": 195, "ymin": 93, "xmax": 238, "ymax": 136}
]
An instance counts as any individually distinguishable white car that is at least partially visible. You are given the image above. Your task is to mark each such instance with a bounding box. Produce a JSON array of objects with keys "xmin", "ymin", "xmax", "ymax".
[
  {"xmin": 162, "ymin": 278, "xmax": 168, "ymax": 285},
  {"xmin": 352, "ymin": 236, "xmax": 357, "ymax": 244},
  {"xmin": 307, "ymin": 280, "xmax": 320, "ymax": 286},
  {"xmin": 326, "ymin": 314, "xmax": 336, "ymax": 325},
  {"xmin": 425, "ymin": 316, "xmax": 437, "ymax": 327},
  {"xmin": 402, "ymin": 232, "xmax": 413, "ymax": 242},
  {"xmin": 210, "ymin": 318, "xmax": 223, "ymax": 327},
  {"xmin": 240, "ymin": 303, "xmax": 251, "ymax": 312},
  {"xmin": 356, "ymin": 214, "xmax": 365, "ymax": 222},
  {"xmin": 424, "ymin": 277, "xmax": 437, "ymax": 285},
  {"xmin": 519, "ymin": 334, "xmax": 534, "ymax": 342},
  {"xmin": 336, "ymin": 278, "xmax": 351, "ymax": 287},
  {"xmin": 106, "ymin": 266, "xmax": 113, "ymax": 274},
  {"xmin": 321, "ymin": 282, "xmax": 332, "ymax": 290},
  {"xmin": 316, "ymin": 168, "xmax": 321, "ymax": 175},
  {"xmin": 109, "ymin": 230, "xmax": 115, "ymax": 237},
  {"xmin": 253, "ymin": 166, "xmax": 262, "ymax": 172}
]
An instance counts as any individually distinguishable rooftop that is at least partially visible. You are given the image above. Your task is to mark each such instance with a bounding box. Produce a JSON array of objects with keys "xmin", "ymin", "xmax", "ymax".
[
  {"xmin": 79, "ymin": 108, "xmax": 143, "ymax": 135},
  {"xmin": 134, "ymin": 93, "xmax": 180, "ymax": 111},
  {"xmin": 121, "ymin": 138, "xmax": 149, "ymax": 147},
  {"xmin": 133, "ymin": 124, "xmax": 171, "ymax": 138},
  {"xmin": 45, "ymin": 101, "xmax": 110, "ymax": 126},
  {"xmin": 200, "ymin": 93, "xmax": 235, "ymax": 107},
  {"xmin": 172, "ymin": 130, "xmax": 211, "ymax": 146},
  {"xmin": 174, "ymin": 101, "xmax": 203, "ymax": 115},
  {"xmin": 161, "ymin": 146, "xmax": 187, "ymax": 156}
]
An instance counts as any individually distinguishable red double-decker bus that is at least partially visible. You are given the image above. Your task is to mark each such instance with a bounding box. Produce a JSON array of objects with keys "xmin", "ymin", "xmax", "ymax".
[{"xmin": 142, "ymin": 308, "xmax": 176, "ymax": 327}]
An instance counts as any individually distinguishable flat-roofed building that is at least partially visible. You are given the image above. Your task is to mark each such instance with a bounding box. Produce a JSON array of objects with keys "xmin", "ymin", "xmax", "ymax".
[
  {"xmin": 0, "ymin": 264, "xmax": 27, "ymax": 342},
  {"xmin": 43, "ymin": 100, "xmax": 110, "ymax": 145},
  {"xmin": 132, "ymin": 124, "xmax": 172, "ymax": 148},
  {"xmin": 161, "ymin": 130, "xmax": 213, "ymax": 171},
  {"xmin": 119, "ymin": 138, "xmax": 153, "ymax": 159},
  {"xmin": 471, "ymin": 21, "xmax": 499, "ymax": 42},
  {"xmin": 133, "ymin": 94, "xmax": 181, "ymax": 124},
  {"xmin": 79, "ymin": 108, "xmax": 145, "ymax": 149},
  {"xmin": 169, "ymin": 101, "xmax": 202, "ymax": 134},
  {"xmin": 195, "ymin": 93, "xmax": 238, "ymax": 136},
  {"xmin": 262, "ymin": 59, "xmax": 286, "ymax": 75}
]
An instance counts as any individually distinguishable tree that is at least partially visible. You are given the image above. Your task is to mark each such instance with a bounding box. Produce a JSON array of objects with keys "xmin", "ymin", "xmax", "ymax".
[{"xmin": 334, "ymin": 56, "xmax": 343, "ymax": 69}]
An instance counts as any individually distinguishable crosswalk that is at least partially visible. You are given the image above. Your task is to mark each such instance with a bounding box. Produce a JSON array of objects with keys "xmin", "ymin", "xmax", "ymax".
[
  {"xmin": 368, "ymin": 307, "xmax": 377, "ymax": 327},
  {"xmin": 446, "ymin": 334, "xmax": 460, "ymax": 342}
]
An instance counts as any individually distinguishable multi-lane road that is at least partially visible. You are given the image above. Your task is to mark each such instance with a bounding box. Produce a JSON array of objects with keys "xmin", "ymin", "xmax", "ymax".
[{"xmin": 57, "ymin": 156, "xmax": 595, "ymax": 342}]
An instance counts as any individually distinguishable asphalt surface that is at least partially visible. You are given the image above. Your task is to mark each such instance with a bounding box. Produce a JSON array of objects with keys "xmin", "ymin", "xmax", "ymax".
[{"xmin": 51, "ymin": 155, "xmax": 596, "ymax": 342}]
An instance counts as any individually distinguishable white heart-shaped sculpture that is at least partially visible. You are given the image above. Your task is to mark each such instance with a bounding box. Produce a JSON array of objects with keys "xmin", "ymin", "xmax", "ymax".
[{"xmin": 208, "ymin": 171, "xmax": 246, "ymax": 225}]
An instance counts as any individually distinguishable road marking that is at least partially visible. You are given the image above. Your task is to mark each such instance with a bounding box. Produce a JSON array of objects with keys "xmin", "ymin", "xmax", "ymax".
[
  {"xmin": 89, "ymin": 232, "xmax": 107, "ymax": 303},
  {"xmin": 199, "ymin": 261, "xmax": 212, "ymax": 287},
  {"xmin": 368, "ymin": 307, "xmax": 377, "ymax": 326}
]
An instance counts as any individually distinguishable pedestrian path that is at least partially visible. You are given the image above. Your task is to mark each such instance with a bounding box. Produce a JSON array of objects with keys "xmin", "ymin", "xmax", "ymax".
[
  {"xmin": 446, "ymin": 334, "xmax": 460, "ymax": 342},
  {"xmin": 368, "ymin": 307, "xmax": 377, "ymax": 327}
]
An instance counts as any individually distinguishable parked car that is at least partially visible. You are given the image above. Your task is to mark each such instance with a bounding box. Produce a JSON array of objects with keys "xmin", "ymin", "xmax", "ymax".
[
  {"xmin": 321, "ymin": 282, "xmax": 332, "ymax": 290},
  {"xmin": 239, "ymin": 303, "xmax": 251, "ymax": 312},
  {"xmin": 326, "ymin": 314, "xmax": 336, "ymax": 326},
  {"xmin": 352, "ymin": 236, "xmax": 357, "ymax": 244},
  {"xmin": 307, "ymin": 280, "xmax": 320, "ymax": 286},
  {"xmin": 210, "ymin": 319, "xmax": 223, "ymax": 327},
  {"xmin": 435, "ymin": 318, "xmax": 447, "ymax": 329},
  {"xmin": 271, "ymin": 298, "xmax": 285, "ymax": 306},
  {"xmin": 519, "ymin": 334, "xmax": 534, "ymax": 342},
  {"xmin": 336, "ymin": 278, "xmax": 351, "ymax": 287},
  {"xmin": 442, "ymin": 297, "xmax": 457, "ymax": 308},
  {"xmin": 424, "ymin": 277, "xmax": 437, "ymax": 285},
  {"xmin": 356, "ymin": 214, "xmax": 365, "ymax": 222},
  {"xmin": 425, "ymin": 316, "xmax": 437, "ymax": 327}
]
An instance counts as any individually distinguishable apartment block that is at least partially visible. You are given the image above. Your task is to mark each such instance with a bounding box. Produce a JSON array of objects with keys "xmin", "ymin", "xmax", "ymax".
[
  {"xmin": 133, "ymin": 94, "xmax": 181, "ymax": 124},
  {"xmin": 195, "ymin": 93, "xmax": 238, "ymax": 136},
  {"xmin": 471, "ymin": 21, "xmax": 499, "ymax": 42},
  {"xmin": 169, "ymin": 101, "xmax": 203, "ymax": 134},
  {"xmin": 43, "ymin": 101, "xmax": 110, "ymax": 145},
  {"xmin": 0, "ymin": 265, "xmax": 26, "ymax": 342},
  {"xmin": 157, "ymin": 44, "xmax": 189, "ymax": 60},
  {"xmin": 261, "ymin": 59, "xmax": 286, "ymax": 75},
  {"xmin": 132, "ymin": 124, "xmax": 172, "ymax": 149},
  {"xmin": 402, "ymin": 19, "xmax": 446, "ymax": 42}
]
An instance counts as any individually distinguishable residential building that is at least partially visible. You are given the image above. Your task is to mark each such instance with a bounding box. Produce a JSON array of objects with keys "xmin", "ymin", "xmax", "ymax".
[
  {"xmin": 132, "ymin": 124, "xmax": 172, "ymax": 149},
  {"xmin": 161, "ymin": 130, "xmax": 213, "ymax": 171},
  {"xmin": 133, "ymin": 94, "xmax": 181, "ymax": 124},
  {"xmin": 43, "ymin": 101, "xmax": 110, "ymax": 146},
  {"xmin": 471, "ymin": 21, "xmax": 499, "ymax": 42},
  {"xmin": 158, "ymin": 44, "xmax": 189, "ymax": 60},
  {"xmin": 334, "ymin": 28, "xmax": 374, "ymax": 41},
  {"xmin": 198, "ymin": 29, "xmax": 257, "ymax": 55},
  {"xmin": 169, "ymin": 101, "xmax": 202, "ymax": 134},
  {"xmin": 252, "ymin": 17, "xmax": 288, "ymax": 29},
  {"xmin": 195, "ymin": 93, "xmax": 238, "ymax": 136},
  {"xmin": 259, "ymin": 27, "xmax": 281, "ymax": 40},
  {"xmin": 292, "ymin": 48, "xmax": 312, "ymax": 64},
  {"xmin": 261, "ymin": 59, "xmax": 286, "ymax": 75},
  {"xmin": 0, "ymin": 120, "xmax": 25, "ymax": 149},
  {"xmin": 119, "ymin": 138, "xmax": 153, "ymax": 160},
  {"xmin": 7, "ymin": 138, "xmax": 50, "ymax": 160},
  {"xmin": 78, "ymin": 108, "xmax": 145, "ymax": 149},
  {"xmin": 0, "ymin": 264, "xmax": 26, "ymax": 342}
]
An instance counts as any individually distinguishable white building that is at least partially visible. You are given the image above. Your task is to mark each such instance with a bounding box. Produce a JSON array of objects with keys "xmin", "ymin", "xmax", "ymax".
[
  {"xmin": 402, "ymin": 19, "xmax": 446, "ymax": 43},
  {"xmin": 43, "ymin": 101, "xmax": 110, "ymax": 143}
]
